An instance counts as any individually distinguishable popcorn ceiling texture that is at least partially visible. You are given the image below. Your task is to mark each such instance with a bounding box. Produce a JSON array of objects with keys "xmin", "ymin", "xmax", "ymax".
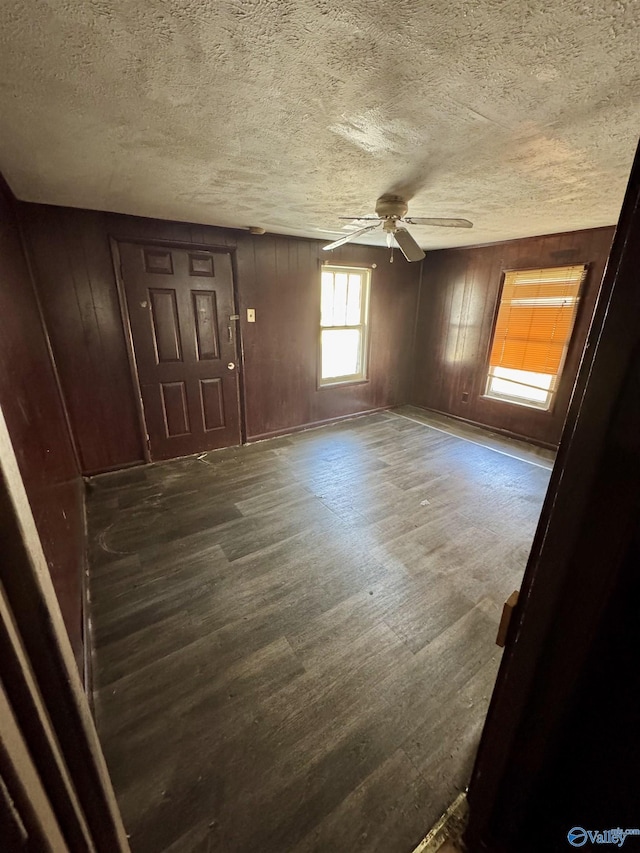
[{"xmin": 0, "ymin": 0, "xmax": 638, "ymax": 248}]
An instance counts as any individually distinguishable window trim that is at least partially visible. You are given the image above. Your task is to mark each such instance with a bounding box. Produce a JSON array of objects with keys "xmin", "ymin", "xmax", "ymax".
[
  {"xmin": 483, "ymin": 263, "xmax": 588, "ymax": 412},
  {"xmin": 317, "ymin": 264, "xmax": 372, "ymax": 389}
]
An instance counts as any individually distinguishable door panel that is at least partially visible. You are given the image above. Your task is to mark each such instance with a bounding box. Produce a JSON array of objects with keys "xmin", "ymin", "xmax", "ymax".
[
  {"xmin": 192, "ymin": 291, "xmax": 220, "ymax": 360},
  {"xmin": 118, "ymin": 242, "xmax": 241, "ymax": 460},
  {"xmin": 149, "ymin": 289, "xmax": 182, "ymax": 362},
  {"xmin": 161, "ymin": 382, "xmax": 190, "ymax": 436},
  {"xmin": 200, "ymin": 378, "xmax": 226, "ymax": 430}
]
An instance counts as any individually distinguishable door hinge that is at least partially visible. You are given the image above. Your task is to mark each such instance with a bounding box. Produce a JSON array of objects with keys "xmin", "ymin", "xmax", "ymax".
[{"xmin": 496, "ymin": 590, "xmax": 519, "ymax": 648}]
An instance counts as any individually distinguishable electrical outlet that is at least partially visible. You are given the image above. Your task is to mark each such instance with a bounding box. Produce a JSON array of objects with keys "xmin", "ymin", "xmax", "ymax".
[{"xmin": 247, "ymin": 308, "xmax": 256, "ymax": 323}]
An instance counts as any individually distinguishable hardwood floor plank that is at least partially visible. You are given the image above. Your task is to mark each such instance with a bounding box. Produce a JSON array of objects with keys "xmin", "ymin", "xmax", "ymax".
[
  {"xmin": 291, "ymin": 748, "xmax": 434, "ymax": 853},
  {"xmin": 87, "ymin": 412, "xmax": 550, "ymax": 853},
  {"xmin": 402, "ymin": 657, "xmax": 501, "ymax": 800}
]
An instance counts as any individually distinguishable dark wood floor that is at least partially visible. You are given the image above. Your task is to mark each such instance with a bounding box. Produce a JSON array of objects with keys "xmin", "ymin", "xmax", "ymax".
[{"xmin": 87, "ymin": 412, "xmax": 551, "ymax": 853}]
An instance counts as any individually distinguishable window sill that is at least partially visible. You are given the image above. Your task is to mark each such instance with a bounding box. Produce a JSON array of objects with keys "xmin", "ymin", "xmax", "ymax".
[
  {"xmin": 482, "ymin": 393, "xmax": 551, "ymax": 413},
  {"xmin": 318, "ymin": 378, "xmax": 370, "ymax": 390}
]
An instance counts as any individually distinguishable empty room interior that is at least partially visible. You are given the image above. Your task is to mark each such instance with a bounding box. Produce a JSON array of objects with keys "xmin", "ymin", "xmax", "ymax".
[{"xmin": 1, "ymin": 2, "xmax": 640, "ymax": 852}]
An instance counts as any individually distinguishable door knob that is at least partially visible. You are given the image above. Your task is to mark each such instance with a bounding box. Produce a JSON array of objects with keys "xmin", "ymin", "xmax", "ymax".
[{"xmin": 227, "ymin": 362, "xmax": 235, "ymax": 370}]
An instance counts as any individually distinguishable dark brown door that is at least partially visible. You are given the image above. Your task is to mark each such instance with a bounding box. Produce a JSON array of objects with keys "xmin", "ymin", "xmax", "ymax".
[{"xmin": 118, "ymin": 242, "xmax": 241, "ymax": 460}]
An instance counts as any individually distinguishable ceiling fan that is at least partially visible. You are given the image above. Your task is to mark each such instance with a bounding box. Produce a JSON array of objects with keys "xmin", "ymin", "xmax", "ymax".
[{"xmin": 322, "ymin": 195, "xmax": 473, "ymax": 262}]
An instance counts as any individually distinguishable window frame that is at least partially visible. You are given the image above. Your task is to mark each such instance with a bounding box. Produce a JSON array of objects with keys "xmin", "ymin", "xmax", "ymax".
[
  {"xmin": 485, "ymin": 366, "xmax": 558, "ymax": 411},
  {"xmin": 483, "ymin": 264, "xmax": 588, "ymax": 412},
  {"xmin": 317, "ymin": 264, "xmax": 372, "ymax": 389}
]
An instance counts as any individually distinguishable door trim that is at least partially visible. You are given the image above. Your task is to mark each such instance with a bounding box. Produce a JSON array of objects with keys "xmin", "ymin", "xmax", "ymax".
[
  {"xmin": 0, "ymin": 405, "xmax": 130, "ymax": 850},
  {"xmin": 110, "ymin": 237, "xmax": 151, "ymax": 463},
  {"xmin": 109, "ymin": 237, "xmax": 245, "ymax": 463},
  {"xmin": 0, "ymin": 679, "xmax": 68, "ymax": 851}
]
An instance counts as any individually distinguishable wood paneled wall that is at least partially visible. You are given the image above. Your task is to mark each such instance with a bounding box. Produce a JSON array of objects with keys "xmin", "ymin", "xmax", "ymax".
[
  {"xmin": 465, "ymin": 140, "xmax": 640, "ymax": 852},
  {"xmin": 411, "ymin": 226, "xmax": 615, "ymax": 446},
  {"xmin": 0, "ymin": 178, "xmax": 84, "ymax": 666},
  {"xmin": 236, "ymin": 235, "xmax": 419, "ymax": 440},
  {"xmin": 19, "ymin": 204, "xmax": 421, "ymax": 473},
  {"xmin": 19, "ymin": 206, "xmax": 149, "ymax": 474},
  {"xmin": 17, "ymin": 199, "xmax": 614, "ymax": 481}
]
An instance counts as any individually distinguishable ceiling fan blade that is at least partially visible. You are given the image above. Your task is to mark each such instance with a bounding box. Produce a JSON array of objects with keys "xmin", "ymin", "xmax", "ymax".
[
  {"xmin": 403, "ymin": 217, "xmax": 473, "ymax": 228},
  {"xmin": 322, "ymin": 224, "xmax": 380, "ymax": 251},
  {"xmin": 393, "ymin": 227, "xmax": 426, "ymax": 262}
]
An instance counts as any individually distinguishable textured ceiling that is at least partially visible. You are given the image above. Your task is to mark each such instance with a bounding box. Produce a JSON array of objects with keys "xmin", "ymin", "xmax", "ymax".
[{"xmin": 0, "ymin": 0, "xmax": 639, "ymax": 249}]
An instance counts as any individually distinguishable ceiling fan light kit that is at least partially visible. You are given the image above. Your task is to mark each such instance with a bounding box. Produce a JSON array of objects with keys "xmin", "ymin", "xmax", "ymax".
[{"xmin": 322, "ymin": 194, "xmax": 473, "ymax": 262}]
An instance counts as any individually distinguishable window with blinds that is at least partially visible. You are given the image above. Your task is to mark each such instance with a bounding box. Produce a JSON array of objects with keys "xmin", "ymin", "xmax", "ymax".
[{"xmin": 485, "ymin": 264, "xmax": 587, "ymax": 410}]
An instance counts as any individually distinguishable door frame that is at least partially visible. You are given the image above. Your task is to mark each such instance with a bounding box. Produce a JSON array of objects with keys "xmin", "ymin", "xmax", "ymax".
[
  {"xmin": 0, "ymin": 404, "xmax": 130, "ymax": 850},
  {"xmin": 109, "ymin": 237, "xmax": 246, "ymax": 463}
]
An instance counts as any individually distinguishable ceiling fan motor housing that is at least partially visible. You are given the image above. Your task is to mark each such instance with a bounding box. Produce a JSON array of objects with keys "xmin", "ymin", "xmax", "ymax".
[{"xmin": 375, "ymin": 194, "xmax": 409, "ymax": 221}]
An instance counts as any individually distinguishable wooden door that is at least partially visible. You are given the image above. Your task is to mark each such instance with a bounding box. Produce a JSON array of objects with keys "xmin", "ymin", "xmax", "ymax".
[{"xmin": 118, "ymin": 242, "xmax": 241, "ymax": 461}]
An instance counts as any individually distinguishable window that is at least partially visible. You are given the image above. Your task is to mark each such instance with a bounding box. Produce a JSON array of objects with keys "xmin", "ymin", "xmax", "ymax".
[
  {"xmin": 485, "ymin": 264, "xmax": 587, "ymax": 410},
  {"xmin": 320, "ymin": 265, "xmax": 370, "ymax": 385}
]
